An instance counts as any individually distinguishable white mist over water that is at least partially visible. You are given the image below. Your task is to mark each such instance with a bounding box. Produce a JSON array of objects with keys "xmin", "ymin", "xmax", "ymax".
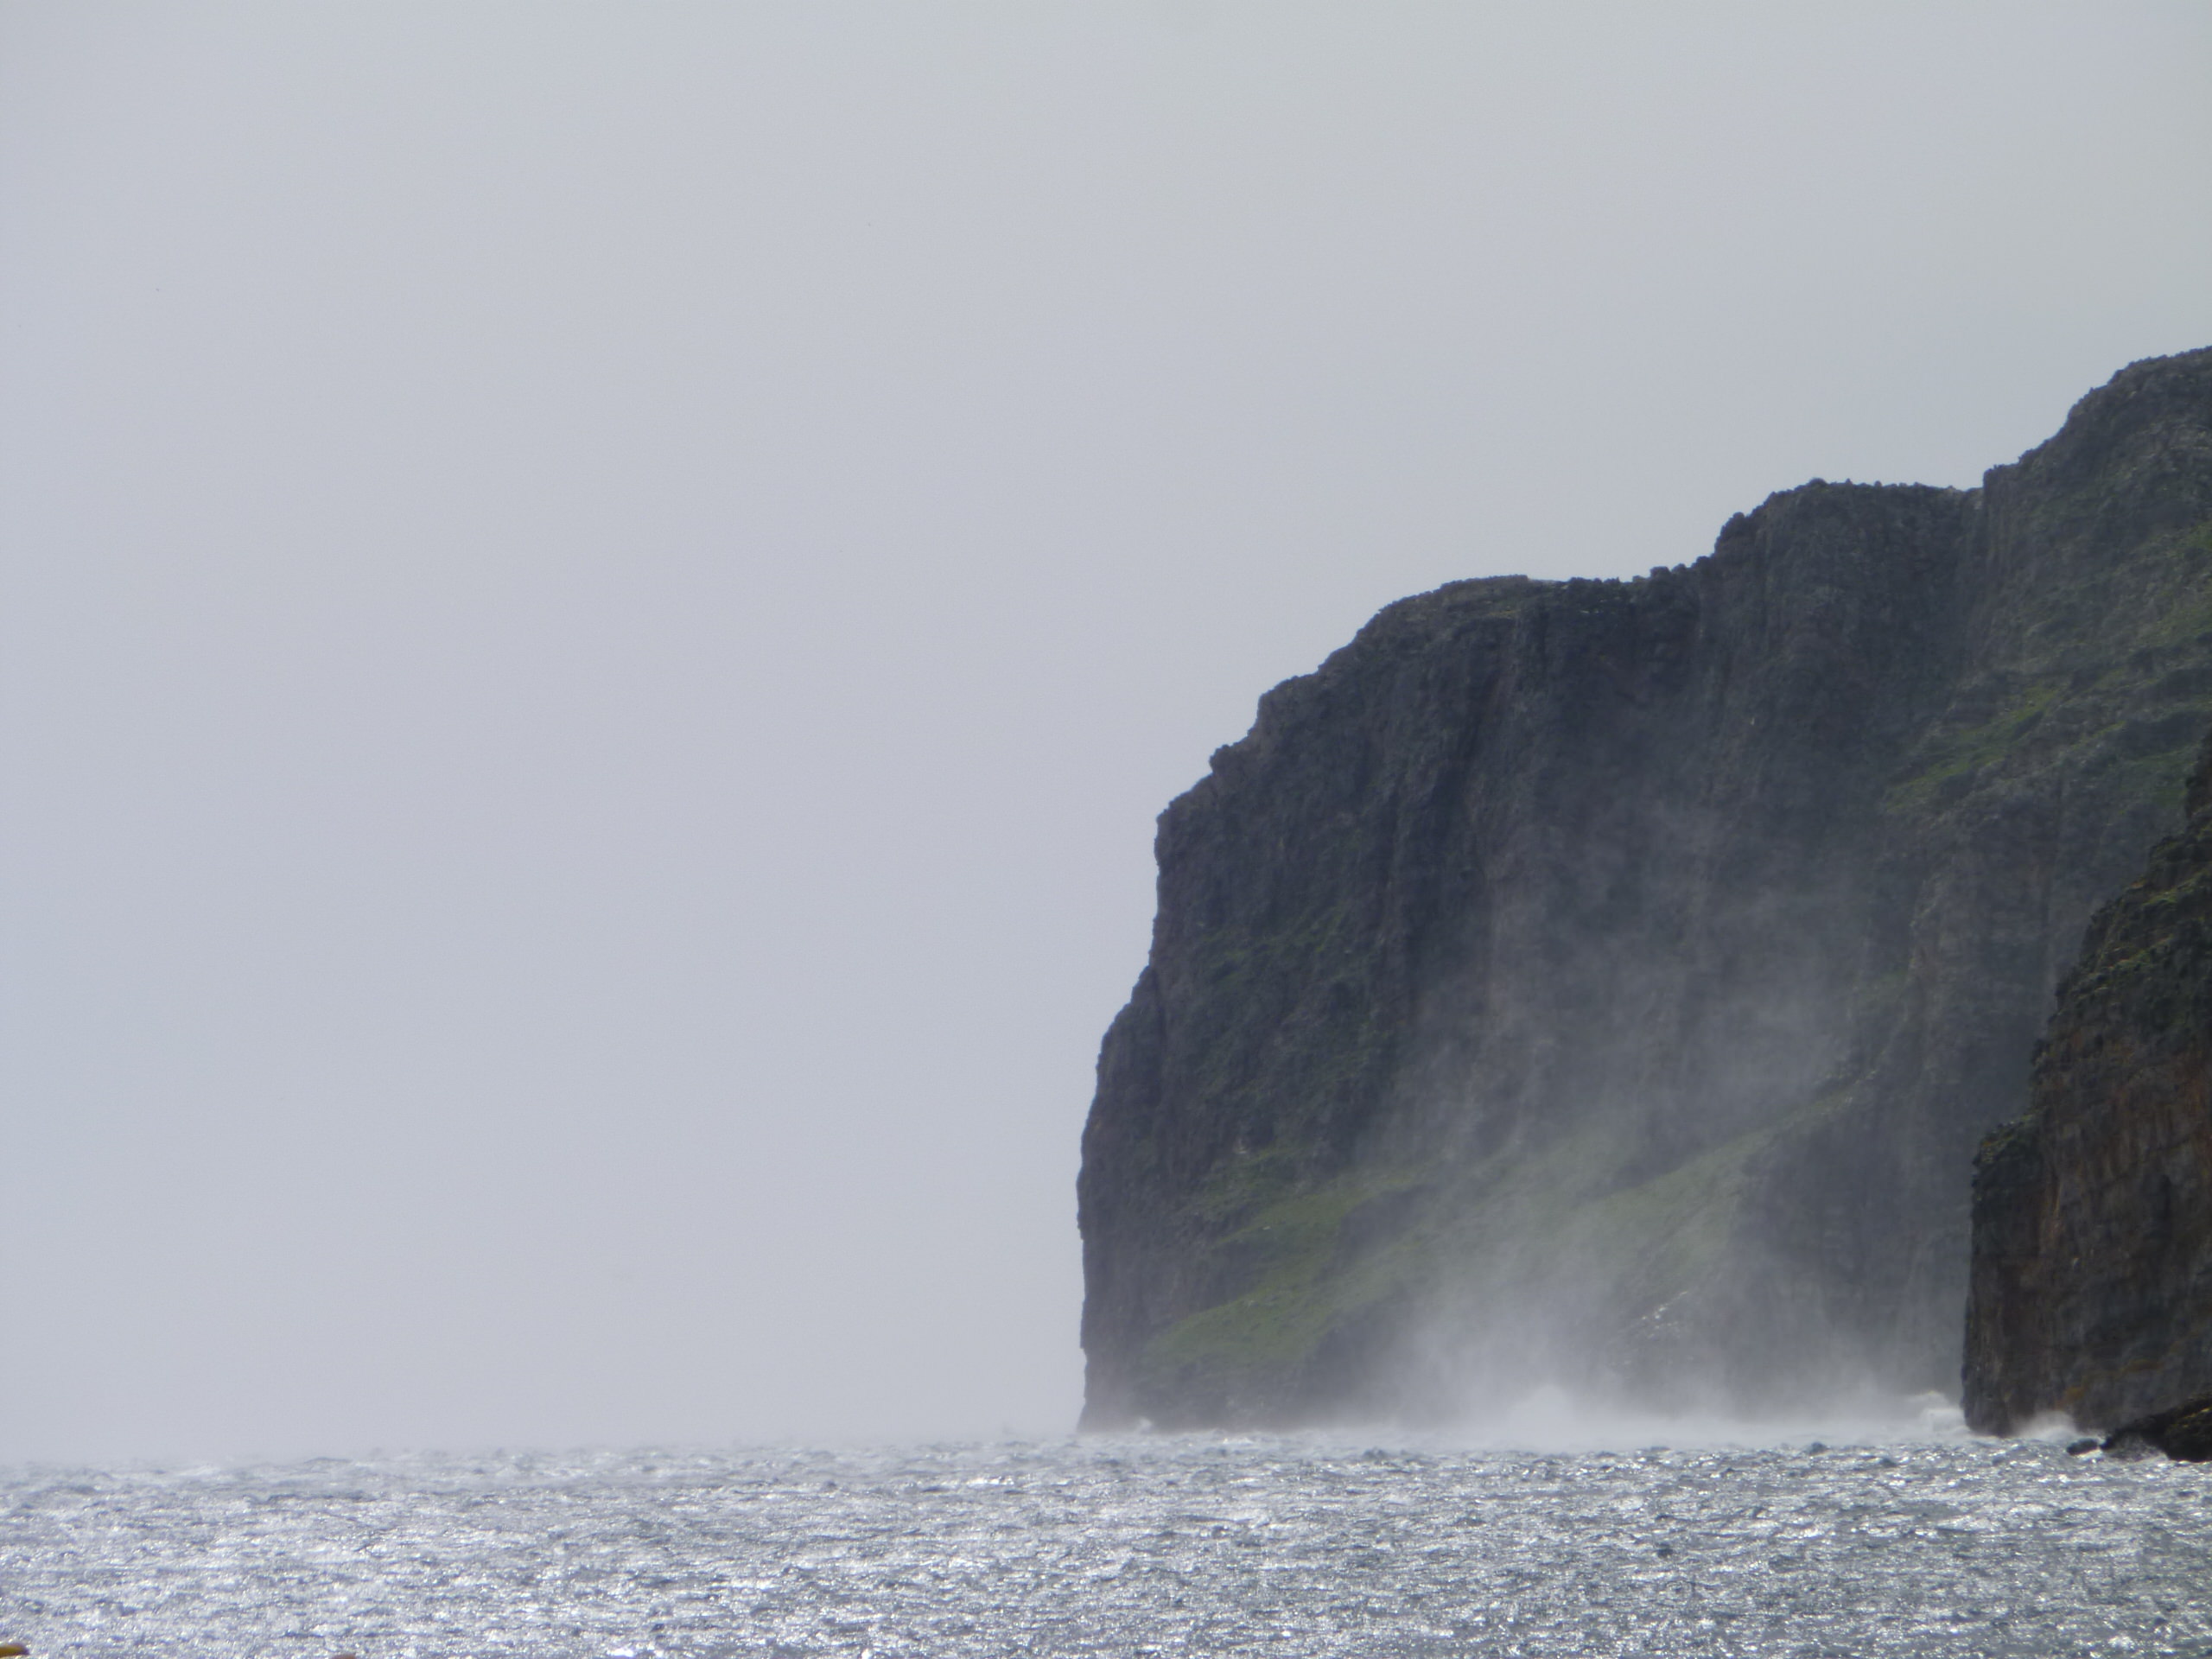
[
  {"xmin": 1453, "ymin": 1386, "xmax": 1975, "ymax": 1456},
  {"xmin": 0, "ymin": 4, "xmax": 2208, "ymax": 1465}
]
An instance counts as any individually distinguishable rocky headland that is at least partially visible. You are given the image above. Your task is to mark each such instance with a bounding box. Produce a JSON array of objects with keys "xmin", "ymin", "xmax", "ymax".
[
  {"xmin": 1079, "ymin": 346, "xmax": 2212, "ymax": 1430},
  {"xmin": 1964, "ymin": 728, "xmax": 2212, "ymax": 1441}
]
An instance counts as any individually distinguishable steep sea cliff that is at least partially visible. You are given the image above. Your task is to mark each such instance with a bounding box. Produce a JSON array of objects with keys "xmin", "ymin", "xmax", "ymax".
[
  {"xmin": 1964, "ymin": 732, "xmax": 2212, "ymax": 1438},
  {"xmin": 1079, "ymin": 347, "xmax": 2212, "ymax": 1430}
]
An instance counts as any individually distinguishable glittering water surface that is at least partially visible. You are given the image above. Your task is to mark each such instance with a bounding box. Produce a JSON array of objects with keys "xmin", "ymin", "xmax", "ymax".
[{"xmin": 4, "ymin": 1433, "xmax": 2209, "ymax": 1656}]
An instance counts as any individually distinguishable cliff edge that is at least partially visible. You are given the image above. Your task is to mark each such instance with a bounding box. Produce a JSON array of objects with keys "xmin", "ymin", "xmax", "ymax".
[
  {"xmin": 1963, "ymin": 731, "xmax": 2212, "ymax": 1435},
  {"xmin": 1080, "ymin": 347, "xmax": 2212, "ymax": 1429}
]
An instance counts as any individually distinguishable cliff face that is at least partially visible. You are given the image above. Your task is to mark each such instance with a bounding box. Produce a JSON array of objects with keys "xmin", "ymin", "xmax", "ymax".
[
  {"xmin": 1963, "ymin": 734, "xmax": 2212, "ymax": 1436},
  {"xmin": 1078, "ymin": 347, "xmax": 2212, "ymax": 1430}
]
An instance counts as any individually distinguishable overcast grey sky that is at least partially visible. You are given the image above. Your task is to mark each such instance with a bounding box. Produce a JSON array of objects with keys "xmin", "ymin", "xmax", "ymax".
[{"xmin": 1, "ymin": 3, "xmax": 2207, "ymax": 1463}]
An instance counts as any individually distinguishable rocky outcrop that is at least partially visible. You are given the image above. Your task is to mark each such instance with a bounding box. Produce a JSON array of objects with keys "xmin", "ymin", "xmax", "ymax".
[
  {"xmin": 1079, "ymin": 347, "xmax": 2212, "ymax": 1430},
  {"xmin": 1962, "ymin": 733, "xmax": 2212, "ymax": 1437},
  {"xmin": 2101, "ymin": 1395, "xmax": 2212, "ymax": 1461}
]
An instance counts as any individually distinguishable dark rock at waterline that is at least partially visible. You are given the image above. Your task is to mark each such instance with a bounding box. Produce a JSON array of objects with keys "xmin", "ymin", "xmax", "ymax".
[
  {"xmin": 2096, "ymin": 1395, "xmax": 2212, "ymax": 1462},
  {"xmin": 1079, "ymin": 346, "xmax": 2212, "ymax": 1431}
]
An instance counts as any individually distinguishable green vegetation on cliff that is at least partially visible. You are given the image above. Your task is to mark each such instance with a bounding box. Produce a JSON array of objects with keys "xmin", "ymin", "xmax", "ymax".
[{"xmin": 1080, "ymin": 347, "xmax": 2212, "ymax": 1429}]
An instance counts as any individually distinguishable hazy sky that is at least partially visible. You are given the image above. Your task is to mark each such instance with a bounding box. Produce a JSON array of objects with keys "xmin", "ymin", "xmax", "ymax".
[{"xmin": 2, "ymin": 3, "xmax": 2207, "ymax": 1463}]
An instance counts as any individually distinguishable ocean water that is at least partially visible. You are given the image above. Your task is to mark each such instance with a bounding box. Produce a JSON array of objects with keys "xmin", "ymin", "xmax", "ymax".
[{"xmin": 3, "ymin": 1427, "xmax": 2209, "ymax": 1657}]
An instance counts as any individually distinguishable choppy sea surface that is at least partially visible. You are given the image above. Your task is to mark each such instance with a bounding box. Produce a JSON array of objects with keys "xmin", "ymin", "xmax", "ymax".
[{"xmin": 4, "ymin": 1421, "xmax": 2210, "ymax": 1658}]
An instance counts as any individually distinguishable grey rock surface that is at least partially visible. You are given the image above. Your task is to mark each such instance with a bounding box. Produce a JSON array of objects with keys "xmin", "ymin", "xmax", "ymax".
[
  {"xmin": 1964, "ymin": 731, "xmax": 2212, "ymax": 1437},
  {"xmin": 1080, "ymin": 347, "xmax": 2212, "ymax": 1429}
]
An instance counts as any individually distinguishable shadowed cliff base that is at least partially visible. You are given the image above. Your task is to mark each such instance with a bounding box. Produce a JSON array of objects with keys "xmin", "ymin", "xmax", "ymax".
[
  {"xmin": 1080, "ymin": 346, "xmax": 2212, "ymax": 1431},
  {"xmin": 1964, "ymin": 728, "xmax": 2212, "ymax": 1439}
]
